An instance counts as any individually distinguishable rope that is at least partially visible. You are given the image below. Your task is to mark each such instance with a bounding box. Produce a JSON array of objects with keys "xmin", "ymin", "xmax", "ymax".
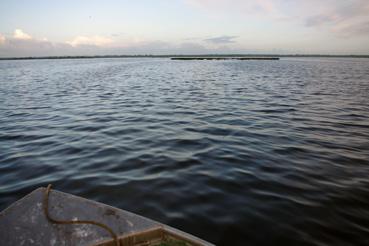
[{"xmin": 43, "ymin": 184, "xmax": 120, "ymax": 246}]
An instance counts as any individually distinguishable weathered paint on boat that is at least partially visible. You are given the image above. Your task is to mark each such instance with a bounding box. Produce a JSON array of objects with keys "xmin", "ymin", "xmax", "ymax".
[{"xmin": 0, "ymin": 188, "xmax": 213, "ymax": 246}]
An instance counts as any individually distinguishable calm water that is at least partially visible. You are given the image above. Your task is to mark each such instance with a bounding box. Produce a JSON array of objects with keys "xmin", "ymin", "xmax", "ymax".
[{"xmin": 1, "ymin": 58, "xmax": 369, "ymax": 245}]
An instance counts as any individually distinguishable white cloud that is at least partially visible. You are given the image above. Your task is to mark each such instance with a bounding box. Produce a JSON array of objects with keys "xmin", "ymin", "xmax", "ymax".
[
  {"xmin": 66, "ymin": 35, "xmax": 113, "ymax": 47},
  {"xmin": 1, "ymin": 26, "xmax": 368, "ymax": 57},
  {"xmin": 13, "ymin": 29, "xmax": 32, "ymax": 40}
]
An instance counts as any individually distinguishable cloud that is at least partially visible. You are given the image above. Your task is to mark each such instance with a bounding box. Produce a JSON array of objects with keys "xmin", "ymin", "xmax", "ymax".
[
  {"xmin": 304, "ymin": 1, "xmax": 369, "ymax": 25},
  {"xmin": 303, "ymin": 0, "xmax": 369, "ymax": 36},
  {"xmin": 1, "ymin": 29, "xmax": 213, "ymax": 57},
  {"xmin": 333, "ymin": 20, "xmax": 369, "ymax": 37},
  {"xmin": 0, "ymin": 33, "xmax": 230, "ymax": 57},
  {"xmin": 111, "ymin": 32, "xmax": 125, "ymax": 37},
  {"xmin": 204, "ymin": 35, "xmax": 238, "ymax": 44},
  {"xmin": 66, "ymin": 35, "xmax": 113, "ymax": 47},
  {"xmin": 185, "ymin": 0, "xmax": 369, "ymax": 37},
  {"xmin": 305, "ymin": 14, "xmax": 336, "ymax": 27},
  {"xmin": 0, "ymin": 38, "xmax": 65, "ymax": 57},
  {"xmin": 184, "ymin": 0, "xmax": 282, "ymax": 17},
  {"xmin": 1, "ymin": 24, "xmax": 368, "ymax": 57},
  {"xmin": 13, "ymin": 29, "xmax": 32, "ymax": 40},
  {"xmin": 0, "ymin": 29, "xmax": 71, "ymax": 57},
  {"xmin": 0, "ymin": 34, "xmax": 5, "ymax": 44}
]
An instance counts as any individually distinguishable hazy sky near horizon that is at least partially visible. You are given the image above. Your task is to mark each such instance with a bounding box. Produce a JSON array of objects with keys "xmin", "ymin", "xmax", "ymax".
[{"xmin": 1, "ymin": 0, "xmax": 369, "ymax": 56}]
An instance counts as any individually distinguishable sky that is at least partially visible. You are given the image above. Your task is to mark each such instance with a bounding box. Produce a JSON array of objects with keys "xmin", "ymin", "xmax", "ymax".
[{"xmin": 0, "ymin": 0, "xmax": 369, "ymax": 57}]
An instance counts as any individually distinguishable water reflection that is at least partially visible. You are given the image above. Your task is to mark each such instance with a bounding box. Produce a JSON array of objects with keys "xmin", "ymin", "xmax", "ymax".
[{"xmin": 0, "ymin": 58, "xmax": 369, "ymax": 245}]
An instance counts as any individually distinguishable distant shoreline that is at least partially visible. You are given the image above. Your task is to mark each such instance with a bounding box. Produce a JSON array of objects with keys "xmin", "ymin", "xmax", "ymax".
[{"xmin": 0, "ymin": 54, "xmax": 369, "ymax": 61}]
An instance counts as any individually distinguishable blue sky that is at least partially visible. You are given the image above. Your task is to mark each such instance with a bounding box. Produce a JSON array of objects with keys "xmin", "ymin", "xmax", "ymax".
[{"xmin": 1, "ymin": 0, "xmax": 369, "ymax": 56}]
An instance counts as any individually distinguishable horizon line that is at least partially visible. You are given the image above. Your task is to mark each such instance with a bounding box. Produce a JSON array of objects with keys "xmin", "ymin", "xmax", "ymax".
[{"xmin": 1, "ymin": 54, "xmax": 369, "ymax": 60}]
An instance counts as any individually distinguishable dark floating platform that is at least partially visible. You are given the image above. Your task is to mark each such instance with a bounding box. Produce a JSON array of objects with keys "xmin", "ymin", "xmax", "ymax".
[{"xmin": 171, "ymin": 57, "xmax": 279, "ymax": 60}]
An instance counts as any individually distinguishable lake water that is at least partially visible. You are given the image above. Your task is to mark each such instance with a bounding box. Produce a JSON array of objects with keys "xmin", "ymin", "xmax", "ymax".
[{"xmin": 1, "ymin": 57, "xmax": 369, "ymax": 245}]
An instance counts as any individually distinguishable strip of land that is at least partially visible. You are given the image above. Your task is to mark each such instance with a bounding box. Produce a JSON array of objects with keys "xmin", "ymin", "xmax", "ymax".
[
  {"xmin": 171, "ymin": 57, "xmax": 279, "ymax": 60},
  {"xmin": 0, "ymin": 54, "xmax": 368, "ymax": 61}
]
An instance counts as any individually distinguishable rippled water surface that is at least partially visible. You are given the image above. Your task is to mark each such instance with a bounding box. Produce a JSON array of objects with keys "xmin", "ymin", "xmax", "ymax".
[{"xmin": 1, "ymin": 58, "xmax": 369, "ymax": 245}]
